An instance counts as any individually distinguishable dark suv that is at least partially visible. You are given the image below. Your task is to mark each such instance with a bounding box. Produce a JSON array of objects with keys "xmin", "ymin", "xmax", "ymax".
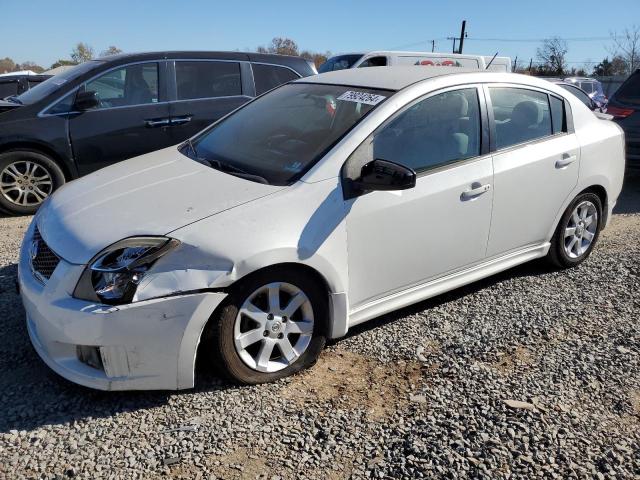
[
  {"xmin": 0, "ymin": 51, "xmax": 315, "ymax": 214},
  {"xmin": 0, "ymin": 74, "xmax": 51, "ymax": 99},
  {"xmin": 607, "ymin": 69, "xmax": 640, "ymax": 167}
]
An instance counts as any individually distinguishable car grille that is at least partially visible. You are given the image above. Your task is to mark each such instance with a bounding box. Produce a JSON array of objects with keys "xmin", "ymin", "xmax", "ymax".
[{"xmin": 30, "ymin": 226, "xmax": 60, "ymax": 283}]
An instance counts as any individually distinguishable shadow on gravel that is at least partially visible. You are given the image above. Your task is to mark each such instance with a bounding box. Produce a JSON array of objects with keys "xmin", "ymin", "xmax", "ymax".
[{"xmin": 614, "ymin": 169, "xmax": 640, "ymax": 214}]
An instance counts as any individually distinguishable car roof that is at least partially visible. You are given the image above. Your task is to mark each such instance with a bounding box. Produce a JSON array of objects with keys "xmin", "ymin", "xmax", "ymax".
[
  {"xmin": 298, "ymin": 66, "xmax": 491, "ymax": 91},
  {"xmin": 94, "ymin": 51, "xmax": 311, "ymax": 71}
]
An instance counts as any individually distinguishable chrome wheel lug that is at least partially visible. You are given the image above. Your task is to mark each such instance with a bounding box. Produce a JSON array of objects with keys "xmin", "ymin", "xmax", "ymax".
[
  {"xmin": 277, "ymin": 333, "xmax": 284, "ymax": 339},
  {"xmin": 267, "ymin": 313, "xmax": 274, "ymax": 320},
  {"xmin": 263, "ymin": 331, "xmax": 269, "ymax": 337},
  {"xmin": 282, "ymin": 316, "xmax": 288, "ymax": 322}
]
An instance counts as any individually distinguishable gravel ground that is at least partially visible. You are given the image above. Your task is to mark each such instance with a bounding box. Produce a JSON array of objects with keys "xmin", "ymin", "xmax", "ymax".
[{"xmin": 0, "ymin": 174, "xmax": 639, "ymax": 479}]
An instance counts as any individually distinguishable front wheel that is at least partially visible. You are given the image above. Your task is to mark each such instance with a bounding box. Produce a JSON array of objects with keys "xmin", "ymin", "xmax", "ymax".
[
  {"xmin": 0, "ymin": 150, "xmax": 66, "ymax": 215},
  {"xmin": 204, "ymin": 268, "xmax": 328, "ymax": 384},
  {"xmin": 547, "ymin": 192, "xmax": 603, "ymax": 268}
]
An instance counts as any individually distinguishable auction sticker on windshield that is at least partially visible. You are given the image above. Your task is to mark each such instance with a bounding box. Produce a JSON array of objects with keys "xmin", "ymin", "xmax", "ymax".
[{"xmin": 337, "ymin": 90, "xmax": 386, "ymax": 106}]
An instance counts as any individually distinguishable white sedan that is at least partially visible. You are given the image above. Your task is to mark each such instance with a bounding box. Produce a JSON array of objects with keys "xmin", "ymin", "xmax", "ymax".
[{"xmin": 19, "ymin": 67, "xmax": 625, "ymax": 390}]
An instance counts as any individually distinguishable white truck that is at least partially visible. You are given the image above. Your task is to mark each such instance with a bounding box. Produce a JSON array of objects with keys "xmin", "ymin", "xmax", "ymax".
[{"xmin": 318, "ymin": 51, "xmax": 512, "ymax": 73}]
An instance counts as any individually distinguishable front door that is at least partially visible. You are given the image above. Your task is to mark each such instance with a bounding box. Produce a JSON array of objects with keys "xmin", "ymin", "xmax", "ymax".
[
  {"xmin": 344, "ymin": 87, "xmax": 494, "ymax": 308},
  {"xmin": 485, "ymin": 86, "xmax": 579, "ymax": 257},
  {"xmin": 69, "ymin": 61, "xmax": 173, "ymax": 175}
]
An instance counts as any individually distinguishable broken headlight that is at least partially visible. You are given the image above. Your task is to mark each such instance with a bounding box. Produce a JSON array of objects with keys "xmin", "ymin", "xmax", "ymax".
[{"xmin": 73, "ymin": 237, "xmax": 180, "ymax": 305}]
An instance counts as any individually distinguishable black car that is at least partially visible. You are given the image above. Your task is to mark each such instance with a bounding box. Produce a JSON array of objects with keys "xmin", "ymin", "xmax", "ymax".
[
  {"xmin": 607, "ymin": 69, "xmax": 640, "ymax": 167},
  {"xmin": 0, "ymin": 74, "xmax": 51, "ymax": 99},
  {"xmin": 0, "ymin": 51, "xmax": 315, "ymax": 214}
]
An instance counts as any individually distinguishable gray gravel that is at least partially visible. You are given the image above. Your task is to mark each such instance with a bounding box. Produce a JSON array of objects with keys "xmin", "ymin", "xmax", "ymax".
[{"xmin": 1, "ymin": 174, "xmax": 639, "ymax": 479}]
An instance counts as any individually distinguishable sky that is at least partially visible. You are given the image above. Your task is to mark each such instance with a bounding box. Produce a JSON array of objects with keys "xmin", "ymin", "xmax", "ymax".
[{"xmin": 2, "ymin": 0, "xmax": 639, "ymax": 70}]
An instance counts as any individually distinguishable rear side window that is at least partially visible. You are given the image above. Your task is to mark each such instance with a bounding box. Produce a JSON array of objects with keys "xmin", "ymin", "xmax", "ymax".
[
  {"xmin": 352, "ymin": 88, "xmax": 481, "ymax": 174},
  {"xmin": 358, "ymin": 56, "xmax": 387, "ymax": 68},
  {"xmin": 489, "ymin": 87, "xmax": 552, "ymax": 150},
  {"xmin": 176, "ymin": 61, "xmax": 241, "ymax": 100},
  {"xmin": 615, "ymin": 72, "xmax": 640, "ymax": 104},
  {"xmin": 0, "ymin": 82, "xmax": 18, "ymax": 98},
  {"xmin": 85, "ymin": 63, "xmax": 159, "ymax": 108},
  {"xmin": 549, "ymin": 96, "xmax": 566, "ymax": 134},
  {"xmin": 252, "ymin": 64, "xmax": 298, "ymax": 96}
]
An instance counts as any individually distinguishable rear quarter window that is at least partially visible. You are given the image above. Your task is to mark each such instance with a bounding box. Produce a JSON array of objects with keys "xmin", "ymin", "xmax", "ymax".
[{"xmin": 252, "ymin": 64, "xmax": 299, "ymax": 96}]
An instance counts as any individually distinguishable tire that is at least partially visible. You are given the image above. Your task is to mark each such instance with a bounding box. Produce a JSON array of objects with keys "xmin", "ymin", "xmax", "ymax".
[
  {"xmin": 202, "ymin": 267, "xmax": 328, "ymax": 384},
  {"xmin": 0, "ymin": 150, "xmax": 65, "ymax": 216},
  {"xmin": 547, "ymin": 192, "xmax": 603, "ymax": 269}
]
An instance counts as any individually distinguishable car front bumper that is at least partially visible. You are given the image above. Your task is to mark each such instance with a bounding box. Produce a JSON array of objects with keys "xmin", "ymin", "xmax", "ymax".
[{"xmin": 18, "ymin": 225, "xmax": 227, "ymax": 391}]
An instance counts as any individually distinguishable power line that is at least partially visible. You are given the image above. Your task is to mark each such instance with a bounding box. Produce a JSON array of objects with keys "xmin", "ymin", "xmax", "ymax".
[{"xmin": 390, "ymin": 35, "xmax": 611, "ymax": 50}]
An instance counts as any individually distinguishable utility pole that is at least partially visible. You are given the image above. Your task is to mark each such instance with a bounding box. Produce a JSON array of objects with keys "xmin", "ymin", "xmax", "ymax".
[
  {"xmin": 431, "ymin": 40, "xmax": 435, "ymax": 52},
  {"xmin": 513, "ymin": 56, "xmax": 518, "ymax": 71},
  {"xmin": 528, "ymin": 58, "xmax": 533, "ymax": 73},
  {"xmin": 458, "ymin": 20, "xmax": 466, "ymax": 54}
]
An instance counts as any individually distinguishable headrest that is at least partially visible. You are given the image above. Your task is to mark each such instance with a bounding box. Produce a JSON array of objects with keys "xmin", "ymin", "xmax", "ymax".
[{"xmin": 511, "ymin": 101, "xmax": 541, "ymax": 127}]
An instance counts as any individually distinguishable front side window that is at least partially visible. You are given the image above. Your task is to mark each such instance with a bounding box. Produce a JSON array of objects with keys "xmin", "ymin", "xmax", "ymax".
[
  {"xmin": 176, "ymin": 61, "xmax": 241, "ymax": 100},
  {"xmin": 349, "ymin": 88, "xmax": 481, "ymax": 174},
  {"xmin": 252, "ymin": 64, "xmax": 299, "ymax": 96},
  {"xmin": 489, "ymin": 87, "xmax": 552, "ymax": 150},
  {"xmin": 16, "ymin": 61, "xmax": 101, "ymax": 105},
  {"xmin": 85, "ymin": 63, "xmax": 159, "ymax": 108},
  {"xmin": 184, "ymin": 83, "xmax": 390, "ymax": 185}
]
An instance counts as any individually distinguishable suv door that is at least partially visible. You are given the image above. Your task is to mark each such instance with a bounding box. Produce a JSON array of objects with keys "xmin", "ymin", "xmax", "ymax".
[
  {"xmin": 344, "ymin": 86, "xmax": 493, "ymax": 307},
  {"xmin": 69, "ymin": 61, "xmax": 173, "ymax": 175},
  {"xmin": 168, "ymin": 60, "xmax": 251, "ymax": 142},
  {"xmin": 485, "ymin": 85, "xmax": 579, "ymax": 257}
]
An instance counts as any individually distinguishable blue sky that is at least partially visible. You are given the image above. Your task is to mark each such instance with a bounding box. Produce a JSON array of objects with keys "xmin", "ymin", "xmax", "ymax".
[{"xmin": 2, "ymin": 0, "xmax": 638, "ymax": 70}]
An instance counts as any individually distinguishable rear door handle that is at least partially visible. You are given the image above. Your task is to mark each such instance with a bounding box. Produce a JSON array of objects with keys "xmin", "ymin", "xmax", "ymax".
[
  {"xmin": 461, "ymin": 182, "xmax": 491, "ymax": 201},
  {"xmin": 170, "ymin": 115, "xmax": 193, "ymax": 125},
  {"xmin": 556, "ymin": 153, "xmax": 577, "ymax": 169},
  {"xmin": 145, "ymin": 118, "xmax": 170, "ymax": 128}
]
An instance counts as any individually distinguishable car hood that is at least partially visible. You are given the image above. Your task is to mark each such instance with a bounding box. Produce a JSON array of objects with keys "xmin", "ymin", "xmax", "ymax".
[{"xmin": 37, "ymin": 146, "xmax": 283, "ymax": 264}]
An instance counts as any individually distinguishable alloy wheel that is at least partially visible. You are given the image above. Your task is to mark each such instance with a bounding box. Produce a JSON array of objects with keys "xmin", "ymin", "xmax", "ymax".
[
  {"xmin": 233, "ymin": 282, "xmax": 314, "ymax": 373},
  {"xmin": 0, "ymin": 160, "xmax": 53, "ymax": 207},
  {"xmin": 564, "ymin": 200, "xmax": 598, "ymax": 259}
]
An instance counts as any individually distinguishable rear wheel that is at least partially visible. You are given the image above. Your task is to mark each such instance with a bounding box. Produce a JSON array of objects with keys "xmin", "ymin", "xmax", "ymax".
[
  {"xmin": 547, "ymin": 192, "xmax": 602, "ymax": 268},
  {"xmin": 204, "ymin": 268, "xmax": 328, "ymax": 384},
  {"xmin": 0, "ymin": 150, "xmax": 65, "ymax": 215}
]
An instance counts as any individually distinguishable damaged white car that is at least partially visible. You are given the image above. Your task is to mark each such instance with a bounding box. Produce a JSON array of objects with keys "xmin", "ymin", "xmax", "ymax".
[{"xmin": 19, "ymin": 67, "xmax": 625, "ymax": 390}]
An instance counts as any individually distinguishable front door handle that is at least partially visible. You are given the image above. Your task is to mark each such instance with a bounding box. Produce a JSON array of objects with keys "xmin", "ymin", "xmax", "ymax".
[
  {"xmin": 145, "ymin": 118, "xmax": 170, "ymax": 128},
  {"xmin": 170, "ymin": 115, "xmax": 193, "ymax": 126},
  {"xmin": 461, "ymin": 182, "xmax": 491, "ymax": 201},
  {"xmin": 556, "ymin": 153, "xmax": 577, "ymax": 169}
]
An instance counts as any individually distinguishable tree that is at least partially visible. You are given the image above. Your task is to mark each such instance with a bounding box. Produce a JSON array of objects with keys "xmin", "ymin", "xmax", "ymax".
[
  {"xmin": 259, "ymin": 37, "xmax": 299, "ymax": 56},
  {"xmin": 18, "ymin": 61, "xmax": 45, "ymax": 74},
  {"xmin": 536, "ymin": 37, "xmax": 568, "ymax": 75},
  {"xmin": 593, "ymin": 56, "xmax": 628, "ymax": 76},
  {"xmin": 100, "ymin": 46, "xmax": 123, "ymax": 57},
  {"xmin": 49, "ymin": 59, "xmax": 78, "ymax": 70},
  {"xmin": 0, "ymin": 57, "xmax": 16, "ymax": 74},
  {"xmin": 70, "ymin": 42, "xmax": 94, "ymax": 63},
  {"xmin": 300, "ymin": 50, "xmax": 331, "ymax": 68},
  {"xmin": 609, "ymin": 25, "xmax": 640, "ymax": 74}
]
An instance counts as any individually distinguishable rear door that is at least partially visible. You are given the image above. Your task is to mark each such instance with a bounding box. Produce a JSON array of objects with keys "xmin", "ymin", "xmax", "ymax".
[
  {"xmin": 69, "ymin": 61, "xmax": 173, "ymax": 175},
  {"xmin": 485, "ymin": 85, "xmax": 579, "ymax": 257},
  {"xmin": 167, "ymin": 60, "xmax": 251, "ymax": 142}
]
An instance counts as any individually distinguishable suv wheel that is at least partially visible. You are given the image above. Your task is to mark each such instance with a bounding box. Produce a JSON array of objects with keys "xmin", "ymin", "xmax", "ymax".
[{"xmin": 0, "ymin": 150, "xmax": 65, "ymax": 215}]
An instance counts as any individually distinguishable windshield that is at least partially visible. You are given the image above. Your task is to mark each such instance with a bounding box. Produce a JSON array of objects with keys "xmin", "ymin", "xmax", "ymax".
[
  {"xmin": 318, "ymin": 55, "xmax": 363, "ymax": 73},
  {"xmin": 16, "ymin": 61, "xmax": 101, "ymax": 105},
  {"xmin": 615, "ymin": 72, "xmax": 640, "ymax": 105},
  {"xmin": 184, "ymin": 83, "xmax": 391, "ymax": 185}
]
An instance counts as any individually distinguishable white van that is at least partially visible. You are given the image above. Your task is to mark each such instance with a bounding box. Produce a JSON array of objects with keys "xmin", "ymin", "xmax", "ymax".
[{"xmin": 318, "ymin": 51, "xmax": 512, "ymax": 73}]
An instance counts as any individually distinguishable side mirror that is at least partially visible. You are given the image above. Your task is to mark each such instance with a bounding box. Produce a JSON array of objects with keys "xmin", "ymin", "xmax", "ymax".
[
  {"xmin": 74, "ymin": 90, "xmax": 100, "ymax": 111},
  {"xmin": 354, "ymin": 159, "xmax": 416, "ymax": 192}
]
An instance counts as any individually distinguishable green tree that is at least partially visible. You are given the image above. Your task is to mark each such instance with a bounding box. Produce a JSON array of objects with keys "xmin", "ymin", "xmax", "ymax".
[
  {"xmin": 100, "ymin": 46, "xmax": 123, "ymax": 57},
  {"xmin": 0, "ymin": 57, "xmax": 17, "ymax": 74},
  {"xmin": 70, "ymin": 42, "xmax": 94, "ymax": 63},
  {"xmin": 259, "ymin": 37, "xmax": 300, "ymax": 56}
]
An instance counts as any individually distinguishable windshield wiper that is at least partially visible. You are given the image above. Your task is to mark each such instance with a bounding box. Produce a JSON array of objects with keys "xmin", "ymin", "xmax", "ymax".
[
  {"xmin": 183, "ymin": 141, "xmax": 269, "ymax": 184},
  {"xmin": 5, "ymin": 95, "xmax": 22, "ymax": 105}
]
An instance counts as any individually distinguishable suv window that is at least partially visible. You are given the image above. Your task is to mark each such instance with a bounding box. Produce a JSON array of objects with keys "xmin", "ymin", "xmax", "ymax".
[
  {"xmin": 358, "ymin": 56, "xmax": 387, "ymax": 68},
  {"xmin": 350, "ymin": 88, "xmax": 481, "ymax": 174},
  {"xmin": 615, "ymin": 72, "xmax": 640, "ymax": 104},
  {"xmin": 0, "ymin": 81, "xmax": 18, "ymax": 98},
  {"xmin": 252, "ymin": 64, "xmax": 299, "ymax": 96},
  {"xmin": 176, "ymin": 61, "xmax": 241, "ymax": 100},
  {"xmin": 85, "ymin": 63, "xmax": 159, "ymax": 108},
  {"xmin": 489, "ymin": 87, "xmax": 552, "ymax": 149}
]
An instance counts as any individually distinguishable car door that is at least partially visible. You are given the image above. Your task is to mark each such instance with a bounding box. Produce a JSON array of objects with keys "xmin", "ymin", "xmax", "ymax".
[
  {"xmin": 167, "ymin": 60, "xmax": 252, "ymax": 143},
  {"xmin": 485, "ymin": 85, "xmax": 579, "ymax": 257},
  {"xmin": 344, "ymin": 86, "xmax": 494, "ymax": 308},
  {"xmin": 69, "ymin": 61, "xmax": 173, "ymax": 175}
]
